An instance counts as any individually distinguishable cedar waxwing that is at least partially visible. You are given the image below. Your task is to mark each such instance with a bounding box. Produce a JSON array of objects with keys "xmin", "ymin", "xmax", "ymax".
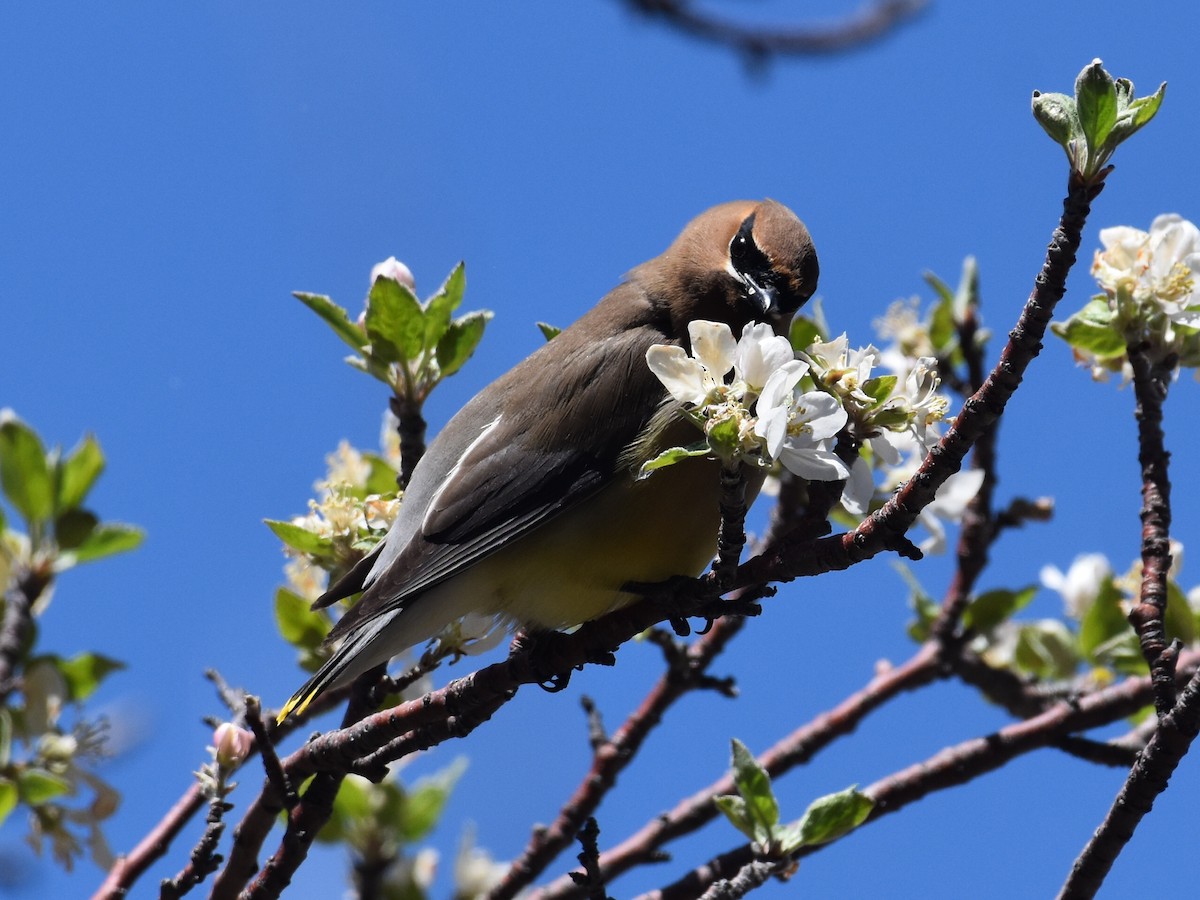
[{"xmin": 279, "ymin": 199, "xmax": 818, "ymax": 720}]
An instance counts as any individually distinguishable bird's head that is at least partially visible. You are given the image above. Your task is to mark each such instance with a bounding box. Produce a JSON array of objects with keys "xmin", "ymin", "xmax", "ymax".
[{"xmin": 647, "ymin": 199, "xmax": 819, "ymax": 340}]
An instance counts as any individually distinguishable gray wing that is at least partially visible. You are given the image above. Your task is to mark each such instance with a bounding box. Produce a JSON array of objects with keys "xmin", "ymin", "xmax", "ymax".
[{"xmin": 325, "ymin": 313, "xmax": 672, "ymax": 641}]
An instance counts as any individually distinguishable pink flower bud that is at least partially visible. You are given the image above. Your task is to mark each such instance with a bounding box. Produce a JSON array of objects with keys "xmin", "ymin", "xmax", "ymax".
[
  {"xmin": 370, "ymin": 257, "xmax": 416, "ymax": 291},
  {"xmin": 213, "ymin": 723, "xmax": 254, "ymax": 768}
]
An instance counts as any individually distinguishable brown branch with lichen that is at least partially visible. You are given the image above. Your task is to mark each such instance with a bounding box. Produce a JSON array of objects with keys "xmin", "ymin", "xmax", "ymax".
[{"xmin": 1124, "ymin": 341, "xmax": 1177, "ymax": 715}]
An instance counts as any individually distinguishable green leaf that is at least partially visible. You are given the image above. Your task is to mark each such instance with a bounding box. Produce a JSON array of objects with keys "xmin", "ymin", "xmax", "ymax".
[
  {"xmin": 68, "ymin": 523, "xmax": 144, "ymax": 564},
  {"xmin": 795, "ymin": 786, "xmax": 874, "ymax": 848},
  {"xmin": 861, "ymin": 375, "xmax": 897, "ymax": 407},
  {"xmin": 895, "ymin": 562, "xmax": 937, "ymax": 643},
  {"xmin": 17, "ymin": 768, "xmax": 70, "ymax": 805},
  {"xmin": 0, "ymin": 779, "xmax": 16, "ymax": 827},
  {"xmin": 359, "ymin": 453, "xmax": 401, "ymax": 498},
  {"xmin": 963, "ymin": 586, "xmax": 1036, "ymax": 634},
  {"xmin": 399, "ymin": 757, "xmax": 467, "ymax": 842},
  {"xmin": 423, "ymin": 262, "xmax": 467, "ymax": 349},
  {"xmin": 274, "ymin": 587, "xmax": 330, "ymax": 651},
  {"xmin": 264, "ymin": 519, "xmax": 335, "ymax": 558},
  {"xmin": 1165, "ymin": 581, "xmax": 1196, "ymax": 646},
  {"xmin": 537, "ymin": 322, "xmax": 562, "ymax": 341},
  {"xmin": 1118, "ymin": 83, "xmax": 1166, "ymax": 132},
  {"xmin": 706, "ymin": 416, "xmax": 741, "ymax": 459},
  {"xmin": 1114, "ymin": 77, "xmax": 1134, "ymax": 108},
  {"xmin": 789, "ymin": 313, "xmax": 825, "ymax": 352},
  {"xmin": 1079, "ymin": 579, "xmax": 1129, "ymax": 661},
  {"xmin": 55, "ymin": 434, "xmax": 105, "ymax": 512},
  {"xmin": 319, "ymin": 774, "xmax": 372, "ymax": 844},
  {"xmin": 1030, "ymin": 91, "xmax": 1078, "ymax": 149},
  {"xmin": 955, "ymin": 256, "xmax": 980, "ymax": 320},
  {"xmin": 729, "ymin": 739, "xmax": 778, "ymax": 840},
  {"xmin": 57, "ymin": 652, "xmax": 125, "ymax": 702},
  {"xmin": 0, "ymin": 414, "xmax": 54, "ymax": 525},
  {"xmin": 294, "ymin": 292, "xmax": 367, "ymax": 353},
  {"xmin": 1075, "ymin": 60, "xmax": 1118, "ymax": 156},
  {"xmin": 366, "ymin": 276, "xmax": 425, "ymax": 364},
  {"xmin": 1051, "ymin": 298, "xmax": 1126, "ymax": 358},
  {"xmin": 436, "ymin": 310, "xmax": 492, "ymax": 378},
  {"xmin": 925, "ymin": 275, "xmax": 957, "ymax": 352},
  {"xmin": 637, "ymin": 443, "xmax": 710, "ymax": 480},
  {"xmin": 54, "ymin": 508, "xmax": 98, "ymax": 550},
  {"xmin": 1014, "ymin": 620, "xmax": 1079, "ymax": 679},
  {"xmin": 714, "ymin": 795, "xmax": 757, "ymax": 843}
]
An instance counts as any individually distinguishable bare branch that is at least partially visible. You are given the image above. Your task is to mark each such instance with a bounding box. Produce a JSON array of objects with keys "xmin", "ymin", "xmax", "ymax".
[
  {"xmin": 1058, "ymin": 664, "xmax": 1200, "ymax": 899},
  {"xmin": 622, "ymin": 0, "xmax": 928, "ymax": 61},
  {"xmin": 1125, "ymin": 342, "xmax": 1178, "ymax": 715}
]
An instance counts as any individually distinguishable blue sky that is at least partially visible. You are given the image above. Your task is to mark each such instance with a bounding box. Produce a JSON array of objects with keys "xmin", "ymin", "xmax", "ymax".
[{"xmin": 2, "ymin": 2, "xmax": 1199, "ymax": 897}]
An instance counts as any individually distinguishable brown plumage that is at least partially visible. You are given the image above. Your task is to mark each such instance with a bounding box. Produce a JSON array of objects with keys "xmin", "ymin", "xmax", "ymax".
[{"xmin": 279, "ymin": 199, "xmax": 818, "ymax": 720}]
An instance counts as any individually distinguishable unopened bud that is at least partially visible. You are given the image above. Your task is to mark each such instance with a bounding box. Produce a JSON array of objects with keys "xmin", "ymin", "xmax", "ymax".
[
  {"xmin": 213, "ymin": 723, "xmax": 253, "ymax": 768},
  {"xmin": 370, "ymin": 257, "xmax": 416, "ymax": 291}
]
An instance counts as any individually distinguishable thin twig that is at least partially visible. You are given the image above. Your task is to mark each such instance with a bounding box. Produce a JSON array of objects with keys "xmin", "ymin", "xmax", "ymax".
[
  {"xmin": 158, "ymin": 795, "xmax": 231, "ymax": 899},
  {"xmin": 233, "ymin": 667, "xmax": 385, "ymax": 900},
  {"xmin": 244, "ymin": 697, "xmax": 296, "ymax": 810}
]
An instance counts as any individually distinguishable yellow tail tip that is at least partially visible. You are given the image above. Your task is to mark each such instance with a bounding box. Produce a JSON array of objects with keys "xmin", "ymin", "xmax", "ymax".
[{"xmin": 276, "ymin": 692, "xmax": 315, "ymax": 724}]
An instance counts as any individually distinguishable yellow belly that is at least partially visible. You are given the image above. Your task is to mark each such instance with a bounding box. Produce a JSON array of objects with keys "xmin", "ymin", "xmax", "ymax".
[{"xmin": 443, "ymin": 454, "xmax": 753, "ymax": 630}]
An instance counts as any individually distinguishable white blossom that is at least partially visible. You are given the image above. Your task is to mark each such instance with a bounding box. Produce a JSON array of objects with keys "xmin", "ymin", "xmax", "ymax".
[
  {"xmin": 916, "ymin": 468, "xmax": 986, "ymax": 555},
  {"xmin": 1040, "ymin": 553, "xmax": 1112, "ymax": 620},
  {"xmin": 1093, "ymin": 215, "xmax": 1200, "ymax": 331},
  {"xmin": 646, "ymin": 320, "xmax": 849, "ymax": 478},
  {"xmin": 802, "ymin": 334, "xmax": 880, "ymax": 407},
  {"xmin": 753, "ymin": 363, "xmax": 849, "ymax": 480}
]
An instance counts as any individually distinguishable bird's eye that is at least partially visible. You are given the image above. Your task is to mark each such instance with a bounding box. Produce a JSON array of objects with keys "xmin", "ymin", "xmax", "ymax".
[{"xmin": 729, "ymin": 213, "xmax": 774, "ymax": 283}]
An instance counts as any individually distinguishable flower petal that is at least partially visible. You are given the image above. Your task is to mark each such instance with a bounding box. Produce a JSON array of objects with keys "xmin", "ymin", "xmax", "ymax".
[
  {"xmin": 796, "ymin": 391, "xmax": 847, "ymax": 440},
  {"xmin": 647, "ymin": 345, "xmax": 708, "ymax": 405},
  {"xmin": 688, "ymin": 320, "xmax": 737, "ymax": 381},
  {"xmin": 736, "ymin": 321, "xmax": 795, "ymax": 390}
]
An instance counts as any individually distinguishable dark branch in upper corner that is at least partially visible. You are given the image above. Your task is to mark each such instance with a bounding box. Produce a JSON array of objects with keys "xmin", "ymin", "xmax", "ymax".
[{"xmin": 621, "ymin": 0, "xmax": 928, "ymax": 60}]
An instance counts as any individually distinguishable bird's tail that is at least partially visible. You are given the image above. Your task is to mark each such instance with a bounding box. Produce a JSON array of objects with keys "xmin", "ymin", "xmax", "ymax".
[{"xmin": 275, "ymin": 609, "xmax": 402, "ymax": 723}]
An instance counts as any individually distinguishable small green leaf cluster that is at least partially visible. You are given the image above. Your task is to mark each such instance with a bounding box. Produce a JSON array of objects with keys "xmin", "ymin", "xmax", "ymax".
[
  {"xmin": 295, "ymin": 263, "xmax": 492, "ymax": 405},
  {"xmin": 922, "ymin": 257, "xmax": 981, "ymax": 367},
  {"xmin": 0, "ymin": 414, "xmax": 133, "ymax": 870},
  {"xmin": 905, "ymin": 551, "xmax": 1200, "ymax": 691},
  {"xmin": 1032, "ymin": 60, "xmax": 1165, "ymax": 181},
  {"xmin": 714, "ymin": 739, "xmax": 873, "ymax": 860},
  {"xmin": 310, "ymin": 758, "xmax": 472, "ymax": 899},
  {"xmin": 0, "ymin": 412, "xmax": 143, "ymax": 575}
]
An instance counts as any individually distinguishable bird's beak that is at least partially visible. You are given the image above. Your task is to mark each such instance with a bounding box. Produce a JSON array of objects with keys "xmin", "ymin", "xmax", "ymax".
[{"xmin": 740, "ymin": 270, "xmax": 779, "ymax": 317}]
